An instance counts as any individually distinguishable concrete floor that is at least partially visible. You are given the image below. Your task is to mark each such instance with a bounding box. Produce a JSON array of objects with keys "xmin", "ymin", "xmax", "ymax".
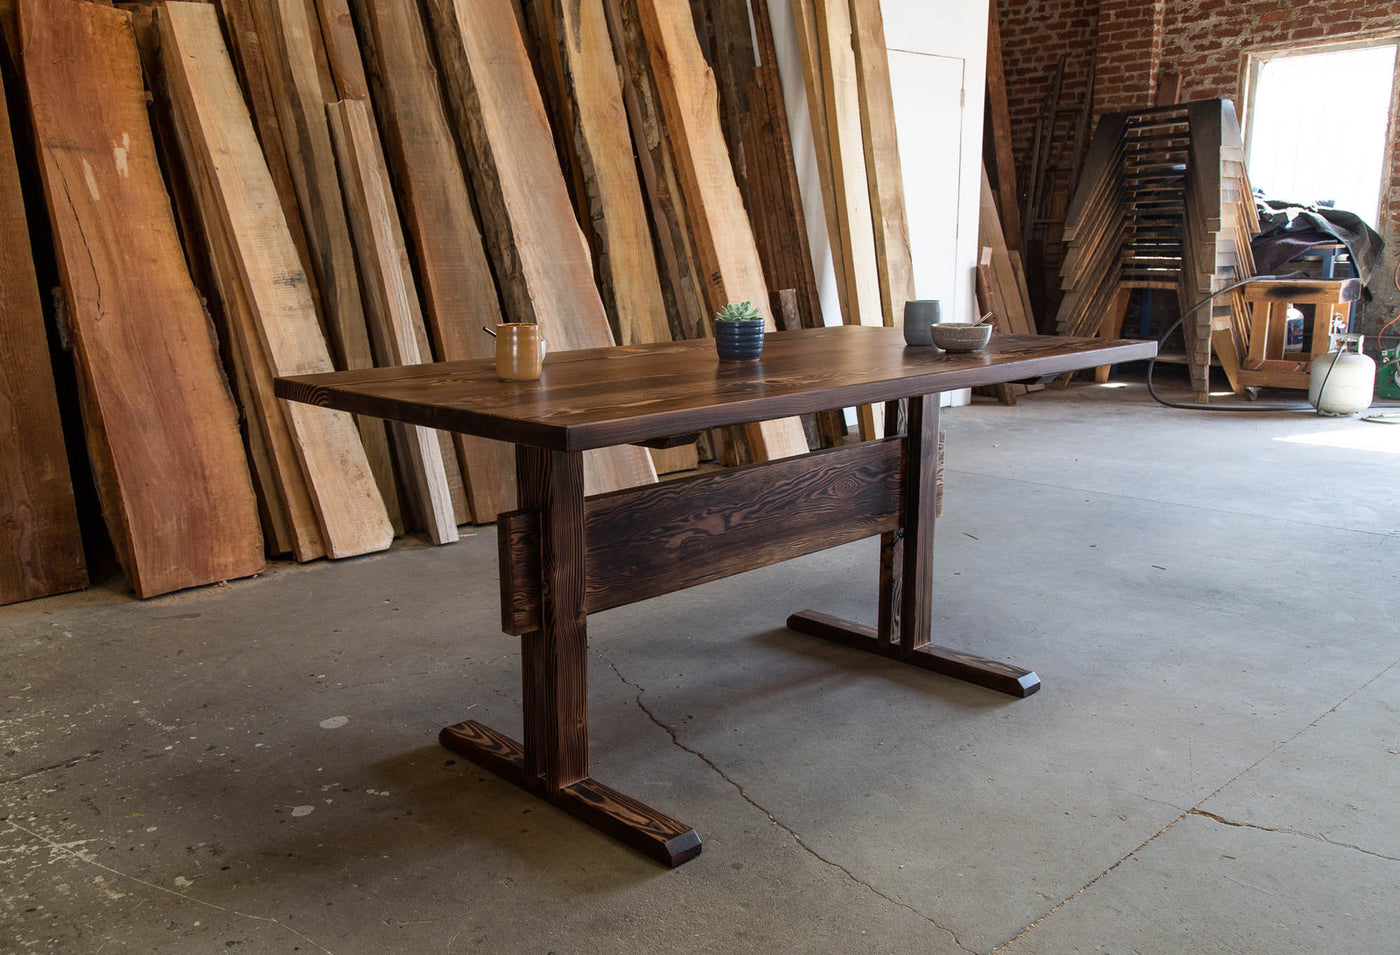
[{"xmin": 2, "ymin": 381, "xmax": 1398, "ymax": 954}]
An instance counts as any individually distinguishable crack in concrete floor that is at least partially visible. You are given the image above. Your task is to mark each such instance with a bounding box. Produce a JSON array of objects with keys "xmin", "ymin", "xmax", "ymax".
[
  {"xmin": 992, "ymin": 654, "xmax": 1400, "ymax": 953},
  {"xmin": 2, "ymin": 818, "xmax": 334, "ymax": 955},
  {"xmin": 1187, "ymin": 809, "xmax": 1400, "ymax": 863},
  {"xmin": 593, "ymin": 649, "xmax": 975, "ymax": 954}
]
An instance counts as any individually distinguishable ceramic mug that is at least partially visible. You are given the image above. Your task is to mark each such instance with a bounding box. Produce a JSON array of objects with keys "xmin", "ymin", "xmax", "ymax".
[
  {"xmin": 495, "ymin": 323, "xmax": 548, "ymax": 381},
  {"xmin": 903, "ymin": 300, "xmax": 941, "ymax": 346}
]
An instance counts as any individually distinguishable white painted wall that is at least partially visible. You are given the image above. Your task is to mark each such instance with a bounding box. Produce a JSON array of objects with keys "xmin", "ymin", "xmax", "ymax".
[{"xmin": 766, "ymin": 0, "xmax": 989, "ymax": 408}]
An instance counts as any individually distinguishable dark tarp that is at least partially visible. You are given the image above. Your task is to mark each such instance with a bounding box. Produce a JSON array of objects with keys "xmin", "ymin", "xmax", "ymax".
[{"xmin": 1251, "ymin": 199, "xmax": 1385, "ymax": 287}]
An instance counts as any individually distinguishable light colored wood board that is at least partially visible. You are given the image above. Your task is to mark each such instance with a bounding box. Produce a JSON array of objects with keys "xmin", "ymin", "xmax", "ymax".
[
  {"xmin": 814, "ymin": 0, "xmax": 882, "ymax": 332},
  {"xmin": 251, "ymin": 0, "xmax": 401, "ymax": 532},
  {"xmin": 309, "ymin": 0, "xmax": 369, "ymax": 99},
  {"xmin": 328, "ymin": 99, "xmax": 458, "ymax": 544},
  {"xmin": 349, "ymin": 0, "xmax": 513, "ymax": 523},
  {"xmin": 789, "ymin": 0, "xmax": 848, "ymax": 316},
  {"xmin": 421, "ymin": 0, "xmax": 655, "ymax": 495},
  {"xmin": 847, "ymin": 0, "xmax": 913, "ymax": 330},
  {"xmin": 217, "ymin": 0, "xmax": 325, "ymax": 327},
  {"xmin": 0, "ymin": 69, "xmax": 87, "ymax": 605},
  {"xmin": 551, "ymin": 0, "xmax": 671, "ymax": 350},
  {"xmin": 631, "ymin": 0, "xmax": 809, "ymax": 461},
  {"xmin": 161, "ymin": 0, "xmax": 392, "ymax": 558},
  {"xmin": 23, "ymin": 0, "xmax": 264, "ymax": 598},
  {"xmin": 601, "ymin": 0, "xmax": 708, "ymax": 343},
  {"xmin": 163, "ymin": 68, "xmax": 327, "ymax": 562},
  {"xmin": 248, "ymin": 0, "xmax": 367, "ymax": 372}
]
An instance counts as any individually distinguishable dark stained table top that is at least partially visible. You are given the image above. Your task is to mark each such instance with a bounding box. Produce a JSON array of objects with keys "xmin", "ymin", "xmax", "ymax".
[{"xmin": 275, "ymin": 327, "xmax": 1157, "ymax": 452}]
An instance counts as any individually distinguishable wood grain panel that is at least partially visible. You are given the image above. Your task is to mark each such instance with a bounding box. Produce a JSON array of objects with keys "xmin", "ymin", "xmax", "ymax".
[
  {"xmin": 0, "ymin": 65, "xmax": 86, "ymax": 605},
  {"xmin": 348, "ymin": 0, "xmax": 515, "ymax": 522},
  {"xmin": 23, "ymin": 0, "xmax": 264, "ymax": 598},
  {"xmin": 161, "ymin": 1, "xmax": 392, "ymax": 559},
  {"xmin": 497, "ymin": 439, "xmax": 904, "ymax": 634},
  {"xmin": 328, "ymin": 99, "xmax": 458, "ymax": 545},
  {"xmin": 421, "ymin": 0, "xmax": 656, "ymax": 497}
]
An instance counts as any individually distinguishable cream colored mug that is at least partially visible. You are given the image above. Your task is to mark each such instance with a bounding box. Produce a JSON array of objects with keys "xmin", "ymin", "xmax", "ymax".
[{"xmin": 494, "ymin": 323, "xmax": 548, "ymax": 381}]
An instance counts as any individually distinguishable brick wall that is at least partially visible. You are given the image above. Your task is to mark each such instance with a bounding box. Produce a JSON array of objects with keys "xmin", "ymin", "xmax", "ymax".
[
  {"xmin": 1093, "ymin": 0, "xmax": 1164, "ymax": 115},
  {"xmin": 998, "ymin": 0, "xmax": 1097, "ymax": 175},
  {"xmin": 999, "ymin": 0, "xmax": 1400, "ymax": 328}
]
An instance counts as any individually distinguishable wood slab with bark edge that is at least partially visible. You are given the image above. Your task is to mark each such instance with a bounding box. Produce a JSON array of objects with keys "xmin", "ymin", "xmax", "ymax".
[
  {"xmin": 421, "ymin": 0, "xmax": 655, "ymax": 495},
  {"xmin": 23, "ymin": 0, "xmax": 263, "ymax": 598}
]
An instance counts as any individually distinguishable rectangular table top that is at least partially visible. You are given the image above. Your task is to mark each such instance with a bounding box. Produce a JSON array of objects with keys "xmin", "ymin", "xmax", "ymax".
[{"xmin": 275, "ymin": 327, "xmax": 1157, "ymax": 452}]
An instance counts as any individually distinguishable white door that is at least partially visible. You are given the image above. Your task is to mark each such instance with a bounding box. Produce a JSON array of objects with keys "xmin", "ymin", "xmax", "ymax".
[{"xmin": 888, "ymin": 49, "xmax": 966, "ymax": 314}]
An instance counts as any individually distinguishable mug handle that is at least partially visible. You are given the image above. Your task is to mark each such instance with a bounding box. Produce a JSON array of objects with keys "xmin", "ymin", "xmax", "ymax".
[{"xmin": 540, "ymin": 336, "xmax": 548, "ymax": 361}]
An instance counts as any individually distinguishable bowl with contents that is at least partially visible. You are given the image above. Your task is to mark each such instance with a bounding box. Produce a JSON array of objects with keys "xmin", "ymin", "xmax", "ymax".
[{"xmin": 930, "ymin": 322, "xmax": 993, "ymax": 353}]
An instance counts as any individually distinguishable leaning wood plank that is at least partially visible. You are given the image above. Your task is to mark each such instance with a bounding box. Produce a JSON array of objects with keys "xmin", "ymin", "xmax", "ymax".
[
  {"xmin": 0, "ymin": 72, "xmax": 87, "ymax": 605},
  {"xmin": 982, "ymin": 0, "xmax": 1022, "ymax": 251},
  {"xmin": 602, "ymin": 0, "xmax": 708, "ymax": 345},
  {"xmin": 22, "ymin": 0, "xmax": 264, "ymax": 598},
  {"xmin": 308, "ymin": 0, "xmax": 369, "ymax": 100},
  {"xmin": 349, "ymin": 0, "xmax": 514, "ymax": 521},
  {"xmin": 162, "ymin": 61, "xmax": 328, "ymax": 562},
  {"xmin": 791, "ymin": 0, "xmax": 879, "ymax": 440},
  {"xmin": 217, "ymin": 0, "xmax": 323, "ymax": 326},
  {"xmin": 124, "ymin": 0, "xmax": 297, "ymax": 557},
  {"xmin": 551, "ymin": 0, "xmax": 671, "ymax": 350},
  {"xmin": 631, "ymin": 0, "xmax": 810, "ymax": 462},
  {"xmin": 160, "ymin": 1, "xmax": 392, "ymax": 558},
  {"xmin": 813, "ymin": 0, "xmax": 882, "ymax": 337},
  {"xmin": 847, "ymin": 0, "xmax": 913, "ymax": 332},
  {"xmin": 328, "ymin": 99, "xmax": 458, "ymax": 544},
  {"xmin": 249, "ymin": 0, "xmax": 401, "ymax": 531},
  {"xmin": 789, "ymin": 0, "xmax": 848, "ymax": 313},
  {"xmin": 421, "ymin": 0, "xmax": 655, "ymax": 495},
  {"xmin": 549, "ymin": 0, "xmax": 697, "ymax": 474}
]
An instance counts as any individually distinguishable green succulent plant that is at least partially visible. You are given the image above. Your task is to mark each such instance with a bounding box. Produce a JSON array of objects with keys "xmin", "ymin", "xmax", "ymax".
[{"xmin": 714, "ymin": 300, "xmax": 763, "ymax": 323}]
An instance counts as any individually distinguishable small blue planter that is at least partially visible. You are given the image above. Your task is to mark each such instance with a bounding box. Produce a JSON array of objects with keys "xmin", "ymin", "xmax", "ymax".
[{"xmin": 715, "ymin": 319, "xmax": 765, "ymax": 361}]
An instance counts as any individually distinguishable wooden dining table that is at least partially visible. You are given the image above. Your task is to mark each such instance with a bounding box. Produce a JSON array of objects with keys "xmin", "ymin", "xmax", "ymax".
[{"xmin": 276, "ymin": 326, "xmax": 1156, "ymax": 867}]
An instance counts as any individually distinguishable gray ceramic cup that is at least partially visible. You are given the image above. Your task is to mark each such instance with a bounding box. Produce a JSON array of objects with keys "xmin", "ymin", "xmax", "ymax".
[{"xmin": 903, "ymin": 300, "xmax": 941, "ymax": 346}]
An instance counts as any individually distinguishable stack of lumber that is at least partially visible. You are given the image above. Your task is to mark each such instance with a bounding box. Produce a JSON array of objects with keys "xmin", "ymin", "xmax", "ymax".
[
  {"xmin": 1054, "ymin": 98, "xmax": 1258, "ymax": 402},
  {"xmin": 0, "ymin": 0, "xmax": 921, "ymax": 602}
]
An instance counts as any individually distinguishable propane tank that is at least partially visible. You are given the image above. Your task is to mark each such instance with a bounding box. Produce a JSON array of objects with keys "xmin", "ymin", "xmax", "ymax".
[{"xmin": 1308, "ymin": 334, "xmax": 1376, "ymax": 416}]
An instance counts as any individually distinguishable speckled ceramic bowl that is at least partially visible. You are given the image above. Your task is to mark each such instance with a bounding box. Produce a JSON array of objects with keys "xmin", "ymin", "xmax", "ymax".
[{"xmin": 930, "ymin": 322, "xmax": 993, "ymax": 353}]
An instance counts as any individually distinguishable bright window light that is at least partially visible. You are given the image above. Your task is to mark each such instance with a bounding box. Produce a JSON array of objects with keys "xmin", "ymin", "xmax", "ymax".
[{"xmin": 1247, "ymin": 43, "xmax": 1398, "ymax": 227}]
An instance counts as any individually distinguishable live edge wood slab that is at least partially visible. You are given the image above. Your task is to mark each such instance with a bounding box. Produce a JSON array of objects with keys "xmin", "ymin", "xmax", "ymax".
[{"xmin": 276, "ymin": 326, "xmax": 1156, "ymax": 867}]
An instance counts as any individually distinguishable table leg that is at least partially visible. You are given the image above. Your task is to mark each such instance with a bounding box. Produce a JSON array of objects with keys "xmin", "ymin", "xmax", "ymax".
[
  {"xmin": 440, "ymin": 446, "xmax": 701, "ymax": 867},
  {"xmin": 788, "ymin": 394, "xmax": 1041, "ymax": 698}
]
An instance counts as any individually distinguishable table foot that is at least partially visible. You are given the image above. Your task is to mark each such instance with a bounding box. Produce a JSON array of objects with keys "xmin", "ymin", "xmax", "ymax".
[
  {"xmin": 440, "ymin": 721, "xmax": 702, "ymax": 867},
  {"xmin": 785, "ymin": 610, "xmax": 1041, "ymax": 698}
]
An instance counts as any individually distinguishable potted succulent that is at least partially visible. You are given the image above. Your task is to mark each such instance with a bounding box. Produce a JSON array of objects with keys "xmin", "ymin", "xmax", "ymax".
[{"xmin": 713, "ymin": 300, "xmax": 766, "ymax": 361}]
